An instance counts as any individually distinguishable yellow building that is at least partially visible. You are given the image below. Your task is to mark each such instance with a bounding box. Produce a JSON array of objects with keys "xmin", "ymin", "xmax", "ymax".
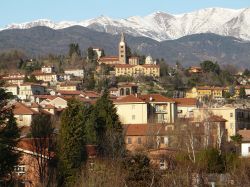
[
  {"xmin": 186, "ymin": 86, "xmax": 224, "ymax": 99},
  {"xmin": 114, "ymin": 64, "xmax": 160, "ymax": 77}
]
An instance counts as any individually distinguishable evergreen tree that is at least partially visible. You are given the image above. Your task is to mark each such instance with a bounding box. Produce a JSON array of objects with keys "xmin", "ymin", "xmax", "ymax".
[
  {"xmin": 239, "ymin": 87, "xmax": 246, "ymax": 99},
  {"xmin": 68, "ymin": 43, "xmax": 81, "ymax": 57},
  {"xmin": 58, "ymin": 99, "xmax": 88, "ymax": 186},
  {"xmin": 0, "ymin": 83, "xmax": 20, "ymax": 180},
  {"xmin": 93, "ymin": 89, "xmax": 124, "ymax": 158}
]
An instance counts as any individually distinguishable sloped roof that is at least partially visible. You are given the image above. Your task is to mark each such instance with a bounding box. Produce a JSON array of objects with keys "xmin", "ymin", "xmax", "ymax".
[
  {"xmin": 114, "ymin": 95, "xmax": 145, "ymax": 103},
  {"xmin": 238, "ymin": 130, "xmax": 250, "ymax": 142},
  {"xmin": 172, "ymin": 98, "xmax": 197, "ymax": 106},
  {"xmin": 138, "ymin": 94, "xmax": 173, "ymax": 103},
  {"xmin": 13, "ymin": 102, "xmax": 39, "ymax": 115},
  {"xmin": 124, "ymin": 124, "xmax": 167, "ymax": 136}
]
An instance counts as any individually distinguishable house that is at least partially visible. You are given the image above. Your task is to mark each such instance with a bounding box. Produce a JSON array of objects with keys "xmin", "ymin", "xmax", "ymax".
[
  {"xmin": 64, "ymin": 68, "xmax": 84, "ymax": 78},
  {"xmin": 98, "ymin": 56, "xmax": 120, "ymax": 65},
  {"xmin": 191, "ymin": 115, "xmax": 227, "ymax": 149},
  {"xmin": 114, "ymin": 95, "xmax": 148, "ymax": 124},
  {"xmin": 238, "ymin": 130, "xmax": 250, "ymax": 157},
  {"xmin": 2, "ymin": 73, "xmax": 25, "ymax": 85},
  {"xmin": 193, "ymin": 107, "xmax": 250, "ymax": 140},
  {"xmin": 124, "ymin": 124, "xmax": 169, "ymax": 152},
  {"xmin": 56, "ymin": 82, "xmax": 79, "ymax": 91},
  {"xmin": 186, "ymin": 86, "xmax": 224, "ymax": 99},
  {"xmin": 109, "ymin": 82, "xmax": 138, "ymax": 97},
  {"xmin": 172, "ymin": 98, "xmax": 198, "ymax": 118},
  {"xmin": 19, "ymin": 83, "xmax": 46, "ymax": 101},
  {"xmin": 32, "ymin": 71, "xmax": 57, "ymax": 83},
  {"xmin": 41, "ymin": 66, "xmax": 54, "ymax": 74},
  {"xmin": 138, "ymin": 94, "xmax": 177, "ymax": 124},
  {"xmin": 3, "ymin": 84, "xmax": 19, "ymax": 96},
  {"xmin": 188, "ymin": 66, "xmax": 202, "ymax": 74},
  {"xmin": 13, "ymin": 102, "xmax": 39, "ymax": 126}
]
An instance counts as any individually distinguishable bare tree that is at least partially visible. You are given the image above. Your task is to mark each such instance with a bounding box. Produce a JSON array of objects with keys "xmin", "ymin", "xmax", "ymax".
[{"xmin": 31, "ymin": 114, "xmax": 56, "ymax": 187}]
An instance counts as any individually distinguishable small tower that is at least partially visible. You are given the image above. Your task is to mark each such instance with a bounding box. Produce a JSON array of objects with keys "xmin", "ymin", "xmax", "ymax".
[{"xmin": 119, "ymin": 33, "xmax": 127, "ymax": 64}]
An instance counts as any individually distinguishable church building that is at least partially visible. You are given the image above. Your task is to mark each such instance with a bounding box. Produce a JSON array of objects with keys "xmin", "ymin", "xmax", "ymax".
[{"xmin": 98, "ymin": 33, "xmax": 160, "ymax": 78}]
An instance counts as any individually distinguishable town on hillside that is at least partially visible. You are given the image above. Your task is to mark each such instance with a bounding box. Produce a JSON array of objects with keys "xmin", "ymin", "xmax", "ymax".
[{"xmin": 1, "ymin": 33, "xmax": 250, "ymax": 186}]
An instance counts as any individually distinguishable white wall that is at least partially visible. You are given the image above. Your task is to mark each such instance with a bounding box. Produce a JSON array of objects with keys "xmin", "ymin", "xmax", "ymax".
[
  {"xmin": 115, "ymin": 103, "xmax": 147, "ymax": 124},
  {"xmin": 241, "ymin": 143, "xmax": 250, "ymax": 157}
]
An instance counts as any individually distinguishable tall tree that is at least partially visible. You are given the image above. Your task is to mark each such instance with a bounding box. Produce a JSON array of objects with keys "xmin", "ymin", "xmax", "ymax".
[
  {"xmin": 239, "ymin": 87, "xmax": 246, "ymax": 99},
  {"xmin": 0, "ymin": 82, "xmax": 20, "ymax": 181},
  {"xmin": 68, "ymin": 43, "xmax": 81, "ymax": 57},
  {"xmin": 30, "ymin": 114, "xmax": 55, "ymax": 186},
  {"xmin": 58, "ymin": 99, "xmax": 88, "ymax": 186},
  {"xmin": 93, "ymin": 89, "xmax": 124, "ymax": 158}
]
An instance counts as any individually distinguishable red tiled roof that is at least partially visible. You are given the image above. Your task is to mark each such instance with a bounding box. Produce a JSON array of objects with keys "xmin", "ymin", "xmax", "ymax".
[
  {"xmin": 172, "ymin": 98, "xmax": 197, "ymax": 106},
  {"xmin": 138, "ymin": 94, "xmax": 173, "ymax": 103},
  {"xmin": 141, "ymin": 64, "xmax": 160, "ymax": 68},
  {"xmin": 118, "ymin": 83, "xmax": 137, "ymax": 88},
  {"xmin": 30, "ymin": 102, "xmax": 39, "ymax": 108},
  {"xmin": 57, "ymin": 90, "xmax": 82, "ymax": 95},
  {"xmin": 238, "ymin": 130, "xmax": 250, "ymax": 142},
  {"xmin": 124, "ymin": 124, "xmax": 167, "ymax": 136},
  {"xmin": 42, "ymin": 104, "xmax": 55, "ymax": 109},
  {"xmin": 13, "ymin": 102, "xmax": 39, "ymax": 115},
  {"xmin": 99, "ymin": 56, "xmax": 119, "ymax": 62},
  {"xmin": 114, "ymin": 95, "xmax": 145, "ymax": 103},
  {"xmin": 114, "ymin": 64, "xmax": 135, "ymax": 68}
]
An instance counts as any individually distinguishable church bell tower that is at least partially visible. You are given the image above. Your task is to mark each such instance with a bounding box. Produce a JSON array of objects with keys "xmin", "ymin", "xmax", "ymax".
[{"xmin": 119, "ymin": 33, "xmax": 127, "ymax": 64}]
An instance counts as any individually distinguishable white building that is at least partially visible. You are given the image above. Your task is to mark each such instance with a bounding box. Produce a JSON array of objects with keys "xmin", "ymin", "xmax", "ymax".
[
  {"xmin": 145, "ymin": 56, "xmax": 154, "ymax": 65},
  {"xmin": 238, "ymin": 130, "xmax": 250, "ymax": 157},
  {"xmin": 64, "ymin": 69, "xmax": 84, "ymax": 78},
  {"xmin": 19, "ymin": 83, "xmax": 46, "ymax": 101},
  {"xmin": 41, "ymin": 66, "xmax": 54, "ymax": 74}
]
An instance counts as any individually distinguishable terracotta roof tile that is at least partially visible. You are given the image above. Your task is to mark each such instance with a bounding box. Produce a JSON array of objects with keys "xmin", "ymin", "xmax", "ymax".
[
  {"xmin": 138, "ymin": 94, "xmax": 173, "ymax": 103},
  {"xmin": 124, "ymin": 124, "xmax": 167, "ymax": 136},
  {"xmin": 13, "ymin": 102, "xmax": 39, "ymax": 115},
  {"xmin": 114, "ymin": 95, "xmax": 145, "ymax": 103},
  {"xmin": 238, "ymin": 130, "xmax": 250, "ymax": 142},
  {"xmin": 172, "ymin": 98, "xmax": 197, "ymax": 106}
]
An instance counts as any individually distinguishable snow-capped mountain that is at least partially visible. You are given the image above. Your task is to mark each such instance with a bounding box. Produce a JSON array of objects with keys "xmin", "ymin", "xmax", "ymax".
[{"xmin": 2, "ymin": 7, "xmax": 250, "ymax": 41}]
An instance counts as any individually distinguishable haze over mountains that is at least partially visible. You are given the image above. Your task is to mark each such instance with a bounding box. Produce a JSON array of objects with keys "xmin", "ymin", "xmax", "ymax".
[
  {"xmin": 2, "ymin": 7, "xmax": 250, "ymax": 41},
  {"xmin": 1, "ymin": 7, "xmax": 250, "ymax": 68}
]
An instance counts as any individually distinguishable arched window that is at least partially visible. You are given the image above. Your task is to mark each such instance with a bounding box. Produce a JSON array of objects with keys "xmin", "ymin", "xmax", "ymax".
[
  {"xmin": 126, "ymin": 88, "xmax": 130, "ymax": 95},
  {"xmin": 120, "ymin": 88, "xmax": 124, "ymax": 96}
]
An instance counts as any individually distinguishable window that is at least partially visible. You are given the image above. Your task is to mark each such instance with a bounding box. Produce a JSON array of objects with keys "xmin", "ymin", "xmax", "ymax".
[
  {"xmin": 159, "ymin": 160, "xmax": 165, "ymax": 170},
  {"xmin": 132, "ymin": 115, "xmax": 135, "ymax": 120},
  {"xmin": 230, "ymin": 113, "xmax": 233, "ymax": 118},
  {"xmin": 127, "ymin": 138, "xmax": 132, "ymax": 144},
  {"xmin": 137, "ymin": 137, "xmax": 142, "ymax": 144},
  {"xmin": 14, "ymin": 165, "xmax": 26, "ymax": 176},
  {"xmin": 19, "ymin": 115, "xmax": 23, "ymax": 121},
  {"xmin": 230, "ymin": 123, "xmax": 234, "ymax": 129}
]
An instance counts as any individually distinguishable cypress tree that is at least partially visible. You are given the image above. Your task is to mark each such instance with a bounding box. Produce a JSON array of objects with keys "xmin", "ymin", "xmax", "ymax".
[
  {"xmin": 58, "ymin": 99, "xmax": 88, "ymax": 186},
  {"xmin": 0, "ymin": 83, "xmax": 20, "ymax": 180},
  {"xmin": 93, "ymin": 89, "xmax": 125, "ymax": 158}
]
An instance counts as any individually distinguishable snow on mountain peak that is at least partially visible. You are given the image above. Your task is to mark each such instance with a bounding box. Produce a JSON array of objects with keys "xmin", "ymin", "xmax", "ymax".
[{"xmin": 1, "ymin": 7, "xmax": 250, "ymax": 41}]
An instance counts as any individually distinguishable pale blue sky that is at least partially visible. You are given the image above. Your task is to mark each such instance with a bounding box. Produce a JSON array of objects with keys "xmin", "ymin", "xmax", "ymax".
[{"xmin": 1, "ymin": 0, "xmax": 250, "ymax": 27}]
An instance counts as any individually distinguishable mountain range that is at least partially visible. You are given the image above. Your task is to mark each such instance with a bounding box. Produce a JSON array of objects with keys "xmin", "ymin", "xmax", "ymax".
[
  {"xmin": 1, "ymin": 7, "xmax": 250, "ymax": 41},
  {"xmin": 1, "ymin": 26, "xmax": 250, "ymax": 68},
  {"xmin": 1, "ymin": 8, "xmax": 250, "ymax": 68}
]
